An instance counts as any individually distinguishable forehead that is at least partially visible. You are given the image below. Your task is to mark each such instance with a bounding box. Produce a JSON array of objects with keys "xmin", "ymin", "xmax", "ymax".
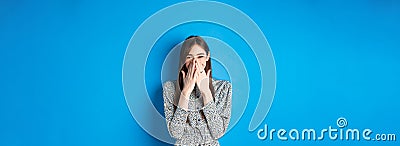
[{"xmin": 188, "ymin": 45, "xmax": 206, "ymax": 55}]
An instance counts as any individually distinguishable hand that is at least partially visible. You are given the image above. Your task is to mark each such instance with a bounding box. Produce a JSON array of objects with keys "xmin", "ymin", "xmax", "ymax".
[
  {"xmin": 194, "ymin": 61, "xmax": 213, "ymax": 105},
  {"xmin": 181, "ymin": 59, "xmax": 198, "ymax": 97},
  {"xmin": 195, "ymin": 61, "xmax": 211, "ymax": 94}
]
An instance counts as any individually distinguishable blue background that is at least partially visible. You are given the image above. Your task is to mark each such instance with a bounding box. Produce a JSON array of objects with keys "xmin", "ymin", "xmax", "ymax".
[{"xmin": 0, "ymin": 0, "xmax": 399, "ymax": 145}]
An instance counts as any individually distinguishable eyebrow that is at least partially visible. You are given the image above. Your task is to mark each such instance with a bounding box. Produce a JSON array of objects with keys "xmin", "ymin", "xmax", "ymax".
[{"xmin": 187, "ymin": 53, "xmax": 205, "ymax": 56}]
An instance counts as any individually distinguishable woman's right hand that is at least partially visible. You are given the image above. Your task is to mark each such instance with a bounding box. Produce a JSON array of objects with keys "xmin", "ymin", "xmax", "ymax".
[{"xmin": 181, "ymin": 59, "xmax": 198, "ymax": 98}]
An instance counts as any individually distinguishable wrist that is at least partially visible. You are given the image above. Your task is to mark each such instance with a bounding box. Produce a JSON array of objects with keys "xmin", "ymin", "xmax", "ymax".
[
  {"xmin": 200, "ymin": 89, "xmax": 212, "ymax": 96},
  {"xmin": 181, "ymin": 89, "xmax": 190, "ymax": 98},
  {"xmin": 178, "ymin": 93, "xmax": 189, "ymax": 110},
  {"xmin": 198, "ymin": 78, "xmax": 210, "ymax": 91},
  {"xmin": 181, "ymin": 90, "xmax": 190, "ymax": 99},
  {"xmin": 202, "ymin": 91, "xmax": 213, "ymax": 105}
]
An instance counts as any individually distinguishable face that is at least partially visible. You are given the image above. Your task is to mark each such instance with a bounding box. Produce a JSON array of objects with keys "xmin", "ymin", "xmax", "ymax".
[{"xmin": 185, "ymin": 44, "xmax": 210, "ymax": 71}]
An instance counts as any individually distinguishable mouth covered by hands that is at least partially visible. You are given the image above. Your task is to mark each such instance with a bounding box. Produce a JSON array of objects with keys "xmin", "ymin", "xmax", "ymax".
[{"xmin": 181, "ymin": 59, "xmax": 211, "ymax": 97}]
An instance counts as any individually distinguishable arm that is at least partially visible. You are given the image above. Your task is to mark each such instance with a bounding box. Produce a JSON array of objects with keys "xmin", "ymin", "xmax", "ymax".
[
  {"xmin": 164, "ymin": 59, "xmax": 198, "ymax": 139},
  {"xmin": 163, "ymin": 81, "xmax": 189, "ymax": 139},
  {"xmin": 202, "ymin": 81, "xmax": 232, "ymax": 139}
]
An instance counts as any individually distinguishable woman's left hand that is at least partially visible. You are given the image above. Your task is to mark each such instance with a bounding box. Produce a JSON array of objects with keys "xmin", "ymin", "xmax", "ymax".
[
  {"xmin": 195, "ymin": 61, "xmax": 211, "ymax": 94},
  {"xmin": 195, "ymin": 61, "xmax": 213, "ymax": 104}
]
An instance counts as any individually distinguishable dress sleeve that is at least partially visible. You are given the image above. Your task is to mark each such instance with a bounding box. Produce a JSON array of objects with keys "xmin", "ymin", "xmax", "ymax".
[
  {"xmin": 203, "ymin": 81, "xmax": 232, "ymax": 139},
  {"xmin": 162, "ymin": 81, "xmax": 189, "ymax": 139}
]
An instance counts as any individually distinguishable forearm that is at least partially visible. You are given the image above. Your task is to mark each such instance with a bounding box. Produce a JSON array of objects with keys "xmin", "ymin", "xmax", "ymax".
[
  {"xmin": 178, "ymin": 92, "xmax": 189, "ymax": 110},
  {"xmin": 168, "ymin": 107, "xmax": 189, "ymax": 139},
  {"xmin": 203, "ymin": 101, "xmax": 226, "ymax": 139},
  {"xmin": 202, "ymin": 89, "xmax": 213, "ymax": 105}
]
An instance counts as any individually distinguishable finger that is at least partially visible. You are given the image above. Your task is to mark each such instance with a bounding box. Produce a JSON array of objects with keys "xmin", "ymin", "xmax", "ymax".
[
  {"xmin": 196, "ymin": 61, "xmax": 203, "ymax": 74},
  {"xmin": 197, "ymin": 62, "xmax": 201, "ymax": 72},
  {"xmin": 195, "ymin": 61, "xmax": 199, "ymax": 73},
  {"xmin": 207, "ymin": 69, "xmax": 211, "ymax": 77},
  {"xmin": 194, "ymin": 70, "xmax": 198, "ymax": 80},
  {"xmin": 191, "ymin": 60, "xmax": 196, "ymax": 77},
  {"xmin": 181, "ymin": 70, "xmax": 186, "ymax": 79},
  {"xmin": 188, "ymin": 63, "xmax": 193, "ymax": 78}
]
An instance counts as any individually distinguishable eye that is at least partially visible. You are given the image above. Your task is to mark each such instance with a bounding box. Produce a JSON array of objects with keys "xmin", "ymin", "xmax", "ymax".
[{"xmin": 198, "ymin": 56, "xmax": 204, "ymax": 58}]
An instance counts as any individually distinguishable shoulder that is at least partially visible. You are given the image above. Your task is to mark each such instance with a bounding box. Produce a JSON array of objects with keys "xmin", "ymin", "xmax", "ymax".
[
  {"xmin": 163, "ymin": 80, "xmax": 176, "ymax": 89},
  {"xmin": 162, "ymin": 80, "xmax": 177, "ymax": 103},
  {"xmin": 212, "ymin": 79, "xmax": 231, "ymax": 90},
  {"xmin": 211, "ymin": 79, "xmax": 232, "ymax": 106}
]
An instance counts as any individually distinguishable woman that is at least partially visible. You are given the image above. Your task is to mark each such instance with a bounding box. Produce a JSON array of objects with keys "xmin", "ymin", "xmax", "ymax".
[{"xmin": 163, "ymin": 36, "xmax": 232, "ymax": 146}]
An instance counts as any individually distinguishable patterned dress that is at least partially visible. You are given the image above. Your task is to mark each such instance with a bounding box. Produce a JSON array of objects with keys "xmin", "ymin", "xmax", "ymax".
[{"xmin": 163, "ymin": 79, "xmax": 232, "ymax": 146}]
